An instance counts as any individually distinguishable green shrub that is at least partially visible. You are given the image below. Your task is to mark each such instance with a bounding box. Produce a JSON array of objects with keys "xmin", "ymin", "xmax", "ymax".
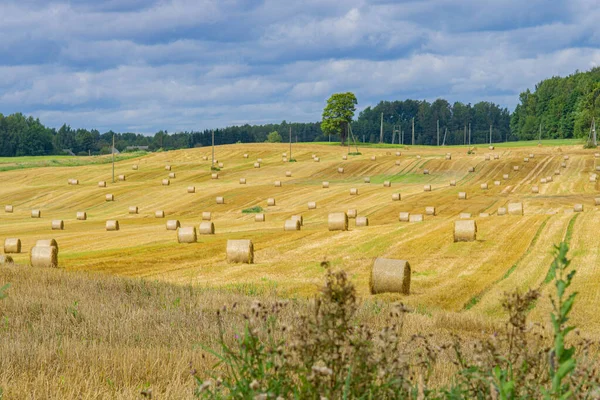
[{"xmin": 241, "ymin": 206, "xmax": 263, "ymax": 214}]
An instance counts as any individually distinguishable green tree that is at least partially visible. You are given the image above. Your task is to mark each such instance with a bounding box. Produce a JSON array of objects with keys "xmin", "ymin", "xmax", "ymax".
[
  {"xmin": 266, "ymin": 131, "xmax": 282, "ymax": 143},
  {"xmin": 321, "ymin": 92, "xmax": 357, "ymax": 145}
]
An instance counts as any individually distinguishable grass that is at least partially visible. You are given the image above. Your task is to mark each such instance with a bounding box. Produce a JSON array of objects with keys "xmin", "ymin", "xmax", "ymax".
[
  {"xmin": 241, "ymin": 206, "xmax": 264, "ymax": 213},
  {"xmin": 0, "ymin": 152, "xmax": 144, "ymax": 172}
]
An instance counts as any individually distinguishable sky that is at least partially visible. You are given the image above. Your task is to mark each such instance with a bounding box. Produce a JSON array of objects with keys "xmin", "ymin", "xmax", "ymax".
[{"xmin": 1, "ymin": 0, "xmax": 599, "ymax": 134}]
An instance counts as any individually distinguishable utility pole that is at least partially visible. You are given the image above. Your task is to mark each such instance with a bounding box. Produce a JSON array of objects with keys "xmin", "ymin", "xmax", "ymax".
[
  {"xmin": 411, "ymin": 117, "xmax": 415, "ymax": 146},
  {"xmin": 379, "ymin": 112, "xmax": 384, "ymax": 143},
  {"xmin": 538, "ymin": 123, "xmax": 542, "ymax": 144},
  {"xmin": 442, "ymin": 127, "xmax": 447, "ymax": 146},
  {"xmin": 112, "ymin": 133, "xmax": 115, "ymax": 183},
  {"xmin": 289, "ymin": 126, "xmax": 292, "ymax": 161},
  {"xmin": 437, "ymin": 119, "xmax": 440, "ymax": 146},
  {"xmin": 463, "ymin": 125, "xmax": 466, "ymax": 145},
  {"xmin": 594, "ymin": 117, "xmax": 597, "ymax": 146},
  {"xmin": 489, "ymin": 124, "xmax": 492, "ymax": 145},
  {"xmin": 362, "ymin": 135, "xmax": 365, "ymax": 143},
  {"xmin": 468, "ymin": 123, "xmax": 471, "ymax": 146},
  {"xmin": 211, "ymin": 130, "xmax": 215, "ymax": 167}
]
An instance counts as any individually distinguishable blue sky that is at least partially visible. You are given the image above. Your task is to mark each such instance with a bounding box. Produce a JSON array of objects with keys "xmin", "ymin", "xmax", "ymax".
[{"xmin": 0, "ymin": 0, "xmax": 599, "ymax": 134}]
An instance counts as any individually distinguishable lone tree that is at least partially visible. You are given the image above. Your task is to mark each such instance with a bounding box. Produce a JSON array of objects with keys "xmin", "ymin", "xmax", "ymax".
[{"xmin": 321, "ymin": 92, "xmax": 357, "ymax": 145}]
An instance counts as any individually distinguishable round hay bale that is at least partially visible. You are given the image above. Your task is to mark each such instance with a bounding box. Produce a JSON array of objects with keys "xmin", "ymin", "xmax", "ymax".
[
  {"xmin": 364, "ymin": 177, "xmax": 371, "ymax": 183},
  {"xmin": 342, "ymin": 155, "xmax": 347, "ymax": 160},
  {"xmin": 202, "ymin": 212, "xmax": 212, "ymax": 221},
  {"xmin": 423, "ymin": 169, "xmax": 430, "ymax": 175},
  {"xmin": 30, "ymin": 246, "xmax": 58, "ymax": 268},
  {"xmin": 449, "ymin": 180, "xmax": 456, "ymax": 186},
  {"xmin": 399, "ymin": 212, "xmax": 410, "ymax": 222},
  {"xmin": 481, "ymin": 183, "xmax": 488, "ymax": 190},
  {"xmin": 546, "ymin": 176, "xmax": 553, "ymax": 182},
  {"xmin": 286, "ymin": 171, "xmax": 292, "ymax": 177},
  {"xmin": 541, "ymin": 178, "xmax": 547, "ymax": 184},
  {"xmin": 564, "ymin": 155, "xmax": 569, "ymax": 160},
  {"xmin": 308, "ymin": 201, "xmax": 317, "ymax": 209},
  {"xmin": 71, "ymin": 179, "xmax": 79, "ymax": 185},
  {"xmin": 508, "ymin": 202, "xmax": 523, "ymax": 216},
  {"xmin": 5, "ymin": 205, "xmax": 13, "ymax": 213},
  {"xmin": 118, "ymin": 175, "xmax": 126, "ymax": 181},
  {"xmin": 202, "ymin": 156, "xmax": 208, "ymax": 161},
  {"xmin": 489, "ymin": 146, "xmax": 495, "ymax": 150},
  {"xmin": 199, "ymin": 221, "xmax": 215, "ymax": 234},
  {"xmin": 282, "ymin": 152, "xmax": 287, "ymax": 157},
  {"xmin": 166, "ymin": 220, "xmax": 180, "ymax": 230},
  {"xmin": 106, "ymin": 220, "xmax": 119, "ymax": 231},
  {"xmin": 0, "ymin": 255, "xmax": 14, "ymax": 265},
  {"xmin": 479, "ymin": 212, "xmax": 490, "ymax": 217},
  {"xmin": 459, "ymin": 212, "xmax": 471, "ymax": 219},
  {"xmin": 498, "ymin": 207, "xmax": 507, "ymax": 216},
  {"xmin": 503, "ymin": 174, "xmax": 509, "ymax": 179},
  {"xmin": 132, "ymin": 164, "xmax": 138, "ymax": 170},
  {"xmin": 513, "ymin": 166, "xmax": 519, "ymax": 171},
  {"xmin": 254, "ymin": 162, "xmax": 260, "ymax": 168},
  {"xmin": 383, "ymin": 181, "xmax": 391, "ymax": 187},
  {"xmin": 36, "ymin": 239, "xmax": 58, "ymax": 252},
  {"xmin": 282, "ymin": 157, "xmax": 287, "ymax": 162},
  {"xmin": 337, "ymin": 167, "xmax": 344, "ymax": 174},
  {"xmin": 468, "ymin": 167, "xmax": 475, "ymax": 173},
  {"xmin": 574, "ymin": 204, "xmax": 584, "ymax": 213},
  {"xmin": 51, "ymin": 220, "xmax": 64, "ymax": 230},
  {"xmin": 178, "ymin": 227, "xmax": 197, "ymax": 243},
  {"xmin": 284, "ymin": 219, "xmax": 301, "ymax": 231},
  {"xmin": 395, "ymin": 160, "xmax": 401, "ymax": 165},
  {"xmin": 424, "ymin": 185, "xmax": 432, "ymax": 192},
  {"xmin": 494, "ymin": 154, "xmax": 500, "ymax": 160},
  {"xmin": 494, "ymin": 181, "xmax": 501, "ymax": 186},
  {"xmin": 155, "ymin": 210, "xmax": 165, "ymax": 218},
  {"xmin": 255, "ymin": 213, "xmax": 265, "ymax": 222},
  {"xmin": 561, "ymin": 162, "xmax": 567, "ymax": 168},
  {"xmin": 485, "ymin": 155, "xmax": 490, "ymax": 161},
  {"xmin": 218, "ymin": 163, "xmax": 224, "ymax": 168},
  {"xmin": 4, "ymin": 238, "xmax": 21, "ymax": 254},
  {"xmin": 98, "ymin": 181, "xmax": 106, "ymax": 187},
  {"xmin": 417, "ymin": 155, "xmax": 421, "ymax": 159},
  {"xmin": 226, "ymin": 239, "xmax": 253, "ymax": 264},
  {"xmin": 243, "ymin": 154, "xmax": 249, "ymax": 158},
  {"xmin": 216, "ymin": 196, "xmax": 224, "ymax": 204},
  {"xmin": 239, "ymin": 178, "xmax": 246, "ymax": 184},
  {"xmin": 165, "ymin": 165, "xmax": 172, "ymax": 171},
  {"xmin": 291, "ymin": 215, "xmax": 303, "ymax": 226},
  {"xmin": 425, "ymin": 206, "xmax": 436, "ymax": 216},
  {"xmin": 257, "ymin": 158, "xmax": 263, "ymax": 163},
  {"xmin": 454, "ymin": 220, "xmax": 477, "ymax": 242},
  {"xmin": 129, "ymin": 206, "xmax": 139, "ymax": 214},
  {"xmin": 31, "ymin": 210, "xmax": 41, "ymax": 218},
  {"xmin": 322, "ymin": 181, "xmax": 329, "ymax": 188},
  {"xmin": 162, "ymin": 179, "xmax": 170, "ymax": 186},
  {"xmin": 524, "ymin": 158, "xmax": 529, "ymax": 162},
  {"xmin": 76, "ymin": 211, "xmax": 87, "ymax": 220},
  {"xmin": 458, "ymin": 192, "xmax": 467, "ymax": 200},
  {"xmin": 328, "ymin": 213, "xmax": 348, "ymax": 231},
  {"xmin": 370, "ymin": 156, "xmax": 376, "ymax": 161},
  {"xmin": 392, "ymin": 193, "xmax": 401, "ymax": 201},
  {"xmin": 370, "ymin": 258, "xmax": 411, "ymax": 295},
  {"xmin": 314, "ymin": 157, "xmax": 320, "ymax": 162},
  {"xmin": 596, "ymin": 166, "xmax": 600, "ymax": 172},
  {"xmin": 211, "ymin": 173, "xmax": 218, "ymax": 180},
  {"xmin": 187, "ymin": 186, "xmax": 196, "ymax": 193},
  {"xmin": 409, "ymin": 214, "xmax": 423, "ymax": 223},
  {"xmin": 532, "ymin": 186, "xmax": 539, "ymax": 193},
  {"xmin": 590, "ymin": 174, "xmax": 598, "ymax": 182},
  {"xmin": 595, "ymin": 197, "xmax": 600, "ymax": 206},
  {"xmin": 347, "ymin": 209, "xmax": 357, "ymax": 219},
  {"xmin": 446, "ymin": 154, "xmax": 452, "ymax": 160},
  {"xmin": 350, "ymin": 188, "xmax": 358, "ymax": 195},
  {"xmin": 274, "ymin": 181, "xmax": 282, "ymax": 187},
  {"xmin": 267, "ymin": 198, "xmax": 276, "ymax": 206},
  {"xmin": 529, "ymin": 153, "xmax": 534, "ymax": 158},
  {"xmin": 169, "ymin": 172, "xmax": 176, "ymax": 179},
  {"xmin": 349, "ymin": 216, "xmax": 366, "ymax": 228},
  {"xmin": 395, "ymin": 151, "xmax": 401, "ymax": 156},
  {"xmin": 595, "ymin": 153, "xmax": 600, "ymax": 158}
]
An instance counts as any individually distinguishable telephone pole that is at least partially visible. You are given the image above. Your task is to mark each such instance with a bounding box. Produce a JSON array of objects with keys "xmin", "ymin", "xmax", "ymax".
[
  {"xmin": 489, "ymin": 124, "xmax": 492, "ymax": 145},
  {"xmin": 437, "ymin": 119, "xmax": 440, "ymax": 146},
  {"xmin": 538, "ymin": 123, "xmax": 542, "ymax": 144},
  {"xmin": 411, "ymin": 117, "xmax": 415, "ymax": 146},
  {"xmin": 112, "ymin": 133, "xmax": 115, "ymax": 183},
  {"xmin": 379, "ymin": 112, "xmax": 384, "ymax": 143},
  {"xmin": 463, "ymin": 125, "xmax": 466, "ymax": 145},
  {"xmin": 468, "ymin": 123, "xmax": 471, "ymax": 146},
  {"xmin": 289, "ymin": 126, "xmax": 292, "ymax": 161},
  {"xmin": 211, "ymin": 130, "xmax": 215, "ymax": 166}
]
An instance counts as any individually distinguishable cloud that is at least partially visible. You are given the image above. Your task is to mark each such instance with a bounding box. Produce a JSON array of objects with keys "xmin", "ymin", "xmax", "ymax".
[{"xmin": 0, "ymin": 0, "xmax": 598, "ymax": 133}]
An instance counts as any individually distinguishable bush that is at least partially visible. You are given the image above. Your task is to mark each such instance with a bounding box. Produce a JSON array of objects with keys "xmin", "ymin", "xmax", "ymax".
[
  {"xmin": 241, "ymin": 206, "xmax": 264, "ymax": 214},
  {"xmin": 267, "ymin": 131, "xmax": 282, "ymax": 143}
]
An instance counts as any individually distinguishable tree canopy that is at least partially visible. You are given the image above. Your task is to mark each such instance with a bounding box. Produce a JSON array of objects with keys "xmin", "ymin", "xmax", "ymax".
[{"xmin": 321, "ymin": 92, "xmax": 358, "ymax": 145}]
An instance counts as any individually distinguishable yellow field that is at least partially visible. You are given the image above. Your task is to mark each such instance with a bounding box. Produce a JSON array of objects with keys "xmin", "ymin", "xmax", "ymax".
[{"xmin": 1, "ymin": 142, "xmax": 599, "ymax": 331}]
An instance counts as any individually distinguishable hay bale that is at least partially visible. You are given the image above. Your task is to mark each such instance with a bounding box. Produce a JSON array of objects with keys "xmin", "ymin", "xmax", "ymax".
[
  {"xmin": 350, "ymin": 188, "xmax": 358, "ymax": 195},
  {"xmin": 31, "ymin": 210, "xmax": 41, "ymax": 218},
  {"xmin": 370, "ymin": 258, "xmax": 411, "ymax": 295},
  {"xmin": 529, "ymin": 153, "xmax": 534, "ymax": 158},
  {"xmin": 596, "ymin": 166, "xmax": 600, "ymax": 172},
  {"xmin": 399, "ymin": 212, "xmax": 410, "ymax": 222},
  {"xmin": 4, "ymin": 238, "xmax": 21, "ymax": 254},
  {"xmin": 595, "ymin": 153, "xmax": 600, "ymax": 158},
  {"xmin": 169, "ymin": 172, "xmax": 176, "ymax": 179},
  {"xmin": 166, "ymin": 220, "xmax": 180, "ymax": 230},
  {"xmin": 322, "ymin": 181, "xmax": 329, "ymax": 188},
  {"xmin": 561, "ymin": 162, "xmax": 567, "ymax": 168},
  {"xmin": 274, "ymin": 181, "xmax": 282, "ymax": 187},
  {"xmin": 308, "ymin": 201, "xmax": 317, "ymax": 209},
  {"xmin": 254, "ymin": 162, "xmax": 260, "ymax": 168},
  {"xmin": 508, "ymin": 202, "xmax": 523, "ymax": 216},
  {"xmin": 392, "ymin": 193, "xmax": 401, "ymax": 201},
  {"xmin": 257, "ymin": 158, "xmax": 263, "ymax": 163},
  {"xmin": 541, "ymin": 178, "xmax": 547, "ymax": 184},
  {"xmin": 118, "ymin": 175, "xmax": 126, "ymax": 181},
  {"xmin": 423, "ymin": 169, "xmax": 429, "ymax": 175},
  {"xmin": 106, "ymin": 220, "xmax": 119, "ymax": 231},
  {"xmin": 255, "ymin": 213, "xmax": 265, "ymax": 222},
  {"xmin": 282, "ymin": 152, "xmax": 287, "ymax": 157},
  {"xmin": 155, "ymin": 210, "xmax": 165, "ymax": 218},
  {"xmin": 342, "ymin": 155, "xmax": 347, "ymax": 160},
  {"xmin": 417, "ymin": 155, "xmax": 421, "ymax": 159},
  {"xmin": 187, "ymin": 186, "xmax": 196, "ymax": 193},
  {"xmin": 564, "ymin": 155, "xmax": 569, "ymax": 160},
  {"xmin": 199, "ymin": 221, "xmax": 215, "ymax": 234},
  {"xmin": 218, "ymin": 163, "xmax": 224, "ymax": 168},
  {"xmin": 479, "ymin": 213, "xmax": 490, "ymax": 217},
  {"xmin": 503, "ymin": 174, "xmax": 509, "ymax": 179},
  {"xmin": 286, "ymin": 171, "xmax": 292, "ymax": 177},
  {"xmin": 574, "ymin": 204, "xmax": 584, "ymax": 212},
  {"xmin": 489, "ymin": 146, "xmax": 495, "ymax": 150},
  {"xmin": 267, "ymin": 198, "xmax": 276, "ymax": 206},
  {"xmin": 458, "ymin": 192, "xmax": 467, "ymax": 200},
  {"xmin": 291, "ymin": 215, "xmax": 303, "ymax": 226},
  {"xmin": 178, "ymin": 227, "xmax": 197, "ymax": 243},
  {"xmin": 481, "ymin": 183, "xmax": 488, "ymax": 190},
  {"xmin": 338, "ymin": 167, "xmax": 344, "ymax": 174},
  {"xmin": 513, "ymin": 166, "xmax": 519, "ymax": 171},
  {"xmin": 71, "ymin": 179, "xmax": 79, "ymax": 185},
  {"xmin": 546, "ymin": 176, "xmax": 553, "ymax": 182},
  {"xmin": 590, "ymin": 174, "xmax": 598, "ymax": 182},
  {"xmin": 356, "ymin": 216, "xmax": 368, "ymax": 227},
  {"xmin": 282, "ymin": 157, "xmax": 287, "ymax": 162},
  {"xmin": 347, "ymin": 209, "xmax": 357, "ymax": 219},
  {"xmin": 132, "ymin": 164, "xmax": 138, "ymax": 170},
  {"xmin": 395, "ymin": 160, "xmax": 401, "ymax": 165},
  {"xmin": 239, "ymin": 178, "xmax": 246, "ymax": 184},
  {"xmin": 76, "ymin": 211, "xmax": 87, "ymax": 220},
  {"xmin": 243, "ymin": 154, "xmax": 249, "ymax": 158},
  {"xmin": 328, "ymin": 212, "xmax": 348, "ymax": 231},
  {"xmin": 364, "ymin": 177, "xmax": 371, "ymax": 183},
  {"xmin": 51, "ymin": 220, "xmax": 64, "ymax": 230},
  {"xmin": 446, "ymin": 154, "xmax": 452, "ymax": 160},
  {"xmin": 494, "ymin": 181, "xmax": 501, "ymax": 186},
  {"xmin": 216, "ymin": 196, "xmax": 224, "ymax": 204},
  {"xmin": 409, "ymin": 214, "xmax": 423, "ymax": 223},
  {"xmin": 555, "ymin": 170, "xmax": 560, "ymax": 175},
  {"xmin": 425, "ymin": 206, "xmax": 436, "ymax": 216},
  {"xmin": 468, "ymin": 167, "xmax": 475, "ymax": 172},
  {"xmin": 211, "ymin": 173, "xmax": 219, "ymax": 180},
  {"xmin": 165, "ymin": 165, "xmax": 172, "ymax": 171},
  {"xmin": 5, "ymin": 205, "xmax": 13, "ymax": 213},
  {"xmin": 162, "ymin": 179, "xmax": 170, "ymax": 186},
  {"xmin": 0, "ymin": 255, "xmax": 14, "ymax": 265},
  {"xmin": 98, "ymin": 181, "xmax": 106, "ymax": 187},
  {"xmin": 450, "ymin": 180, "xmax": 456, "ymax": 186},
  {"xmin": 371, "ymin": 156, "xmax": 376, "ymax": 161},
  {"xmin": 494, "ymin": 154, "xmax": 499, "ymax": 160},
  {"xmin": 498, "ymin": 207, "xmax": 507, "ymax": 216},
  {"xmin": 383, "ymin": 181, "xmax": 391, "ymax": 187},
  {"xmin": 396, "ymin": 151, "xmax": 401, "ymax": 156},
  {"xmin": 202, "ymin": 212, "xmax": 212, "ymax": 221},
  {"xmin": 454, "ymin": 220, "xmax": 477, "ymax": 242},
  {"xmin": 532, "ymin": 186, "xmax": 539, "ymax": 193},
  {"xmin": 36, "ymin": 239, "xmax": 58, "ymax": 252},
  {"xmin": 459, "ymin": 212, "xmax": 471, "ymax": 219},
  {"xmin": 202, "ymin": 156, "xmax": 208, "ymax": 161},
  {"xmin": 30, "ymin": 246, "xmax": 58, "ymax": 268},
  {"xmin": 284, "ymin": 219, "xmax": 301, "ymax": 231},
  {"xmin": 424, "ymin": 185, "xmax": 432, "ymax": 192},
  {"xmin": 595, "ymin": 197, "xmax": 600, "ymax": 206},
  {"xmin": 128, "ymin": 206, "xmax": 139, "ymax": 214},
  {"xmin": 485, "ymin": 155, "xmax": 490, "ymax": 161},
  {"xmin": 226, "ymin": 239, "xmax": 254, "ymax": 264},
  {"xmin": 524, "ymin": 157, "xmax": 529, "ymax": 162}
]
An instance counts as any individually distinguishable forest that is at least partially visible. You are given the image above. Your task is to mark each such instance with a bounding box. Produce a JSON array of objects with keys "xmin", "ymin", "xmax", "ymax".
[{"xmin": 0, "ymin": 67, "xmax": 598, "ymax": 156}]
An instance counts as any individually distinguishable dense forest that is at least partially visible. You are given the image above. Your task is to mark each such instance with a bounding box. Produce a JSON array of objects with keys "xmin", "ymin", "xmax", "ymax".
[{"xmin": 1, "ymin": 67, "xmax": 598, "ymax": 156}]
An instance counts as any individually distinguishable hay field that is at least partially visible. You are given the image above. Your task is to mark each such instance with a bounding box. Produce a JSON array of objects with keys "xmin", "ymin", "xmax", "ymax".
[{"xmin": 1, "ymin": 141, "xmax": 599, "ymax": 329}]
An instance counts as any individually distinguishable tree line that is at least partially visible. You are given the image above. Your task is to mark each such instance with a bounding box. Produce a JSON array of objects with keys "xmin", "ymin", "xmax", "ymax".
[{"xmin": 1, "ymin": 67, "xmax": 599, "ymax": 156}]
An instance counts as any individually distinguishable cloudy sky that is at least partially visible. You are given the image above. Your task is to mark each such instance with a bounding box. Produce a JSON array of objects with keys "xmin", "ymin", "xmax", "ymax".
[{"xmin": 1, "ymin": 0, "xmax": 599, "ymax": 134}]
